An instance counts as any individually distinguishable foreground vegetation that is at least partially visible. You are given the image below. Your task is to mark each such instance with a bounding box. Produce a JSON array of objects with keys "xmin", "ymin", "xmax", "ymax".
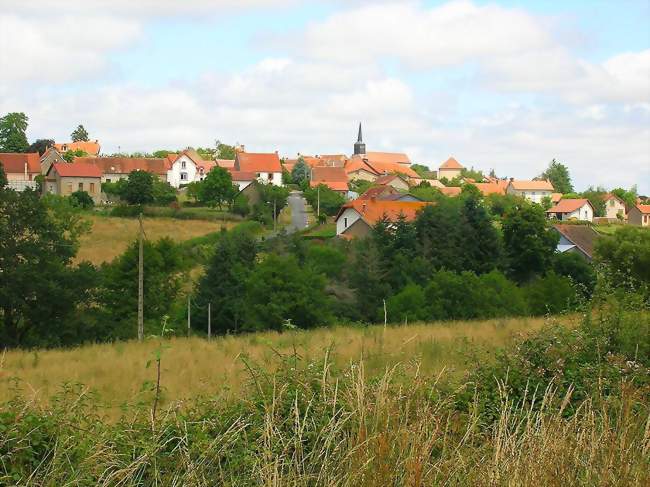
[
  {"xmin": 0, "ymin": 316, "xmax": 552, "ymax": 413},
  {"xmin": 1, "ymin": 297, "xmax": 648, "ymax": 485}
]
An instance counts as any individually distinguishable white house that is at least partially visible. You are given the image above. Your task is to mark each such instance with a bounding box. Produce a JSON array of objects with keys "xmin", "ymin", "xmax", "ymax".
[
  {"xmin": 546, "ymin": 198, "xmax": 594, "ymax": 222},
  {"xmin": 234, "ymin": 151, "xmax": 283, "ymax": 186},
  {"xmin": 230, "ymin": 171, "xmax": 256, "ymax": 191},
  {"xmin": 506, "ymin": 180, "xmax": 555, "ymax": 203},
  {"xmin": 166, "ymin": 149, "xmax": 216, "ymax": 188}
]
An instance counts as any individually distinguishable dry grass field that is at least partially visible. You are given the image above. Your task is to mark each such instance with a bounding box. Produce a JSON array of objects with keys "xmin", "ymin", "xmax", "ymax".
[
  {"xmin": 75, "ymin": 214, "xmax": 235, "ymax": 264},
  {"xmin": 0, "ymin": 316, "xmax": 562, "ymax": 417}
]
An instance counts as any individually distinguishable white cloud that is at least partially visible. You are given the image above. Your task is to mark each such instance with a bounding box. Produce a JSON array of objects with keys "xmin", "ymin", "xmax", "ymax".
[
  {"xmin": 0, "ymin": 14, "xmax": 141, "ymax": 83},
  {"xmin": 298, "ymin": 0, "xmax": 551, "ymax": 67}
]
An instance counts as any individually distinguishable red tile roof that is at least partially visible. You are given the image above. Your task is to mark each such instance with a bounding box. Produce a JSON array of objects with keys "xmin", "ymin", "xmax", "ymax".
[
  {"xmin": 345, "ymin": 155, "xmax": 419, "ymax": 179},
  {"xmin": 508, "ymin": 180, "xmax": 555, "ymax": 191},
  {"xmin": 52, "ymin": 162, "xmax": 102, "ymax": 178},
  {"xmin": 551, "ymin": 192, "xmax": 563, "ymax": 203},
  {"xmin": 472, "ymin": 181, "xmax": 507, "ymax": 196},
  {"xmin": 374, "ymin": 173, "xmax": 408, "ymax": 186},
  {"xmin": 439, "ymin": 157, "xmax": 464, "ymax": 170},
  {"xmin": 216, "ymin": 159, "xmax": 235, "ymax": 169},
  {"xmin": 75, "ymin": 157, "xmax": 170, "ymax": 175},
  {"xmin": 365, "ymin": 152, "xmax": 410, "ymax": 164},
  {"xmin": 229, "ymin": 170, "xmax": 256, "ymax": 181},
  {"xmin": 337, "ymin": 199, "xmax": 429, "ymax": 226},
  {"xmin": 0, "ymin": 152, "xmax": 40, "ymax": 174},
  {"xmin": 54, "ymin": 141, "xmax": 100, "ymax": 156},
  {"xmin": 547, "ymin": 198, "xmax": 592, "ymax": 214},
  {"xmin": 310, "ymin": 166, "xmax": 349, "ymax": 191},
  {"xmin": 235, "ymin": 152, "xmax": 282, "ymax": 173},
  {"xmin": 358, "ymin": 185, "xmax": 399, "ymax": 200},
  {"xmin": 634, "ymin": 204, "xmax": 650, "ymax": 214},
  {"xmin": 439, "ymin": 187, "xmax": 462, "ymax": 197}
]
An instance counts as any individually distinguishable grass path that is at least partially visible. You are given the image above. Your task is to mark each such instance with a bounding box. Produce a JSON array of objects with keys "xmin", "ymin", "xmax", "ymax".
[
  {"xmin": 75, "ymin": 215, "xmax": 236, "ymax": 264},
  {"xmin": 0, "ymin": 316, "xmax": 569, "ymax": 418}
]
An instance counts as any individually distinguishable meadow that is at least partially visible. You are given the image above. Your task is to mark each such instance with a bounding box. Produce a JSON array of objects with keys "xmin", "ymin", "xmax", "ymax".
[
  {"xmin": 75, "ymin": 214, "xmax": 236, "ymax": 264},
  {"xmin": 0, "ymin": 316, "xmax": 553, "ymax": 417}
]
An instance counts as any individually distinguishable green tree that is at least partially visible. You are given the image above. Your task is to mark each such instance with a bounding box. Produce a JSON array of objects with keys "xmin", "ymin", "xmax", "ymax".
[
  {"xmin": 192, "ymin": 229, "xmax": 257, "ymax": 335},
  {"xmin": 580, "ymin": 187, "xmax": 607, "ymax": 217},
  {"xmin": 152, "ymin": 180, "xmax": 177, "ymax": 205},
  {"xmin": 124, "ymin": 170, "xmax": 154, "ymax": 205},
  {"xmin": 540, "ymin": 159, "xmax": 573, "ymax": 193},
  {"xmin": 460, "ymin": 167, "xmax": 484, "ymax": 181},
  {"xmin": 502, "ymin": 202, "xmax": 558, "ymax": 283},
  {"xmin": 70, "ymin": 124, "xmax": 90, "ymax": 142},
  {"xmin": 611, "ymin": 187, "xmax": 637, "ymax": 209},
  {"xmin": 303, "ymin": 184, "xmax": 346, "ymax": 216},
  {"xmin": 70, "ymin": 190, "xmax": 94, "ymax": 209},
  {"xmin": 198, "ymin": 167, "xmax": 236, "ymax": 208},
  {"xmin": 216, "ymin": 141, "xmax": 236, "ymax": 160},
  {"xmin": 232, "ymin": 192, "xmax": 250, "ymax": 217},
  {"xmin": 0, "ymin": 187, "xmax": 94, "ymax": 347},
  {"xmin": 62, "ymin": 149, "xmax": 89, "ymax": 162},
  {"xmin": 411, "ymin": 164, "xmax": 432, "ymax": 178},
  {"xmin": 291, "ymin": 157, "xmax": 310, "ymax": 187},
  {"xmin": 245, "ymin": 254, "xmax": 331, "ymax": 331},
  {"xmin": 153, "ymin": 150, "xmax": 174, "ymax": 158},
  {"xmin": 459, "ymin": 186, "xmax": 503, "ymax": 273},
  {"xmin": 0, "ymin": 112, "xmax": 29, "ymax": 153},
  {"xmin": 386, "ymin": 284, "xmax": 427, "ymax": 323},
  {"xmin": 27, "ymin": 138, "xmax": 54, "ymax": 155},
  {"xmin": 524, "ymin": 272, "xmax": 578, "ymax": 315},
  {"xmin": 552, "ymin": 252, "xmax": 596, "ymax": 295},
  {"xmin": 98, "ymin": 238, "xmax": 182, "ymax": 339},
  {"xmin": 0, "ymin": 162, "xmax": 7, "ymax": 188},
  {"xmin": 595, "ymin": 226, "xmax": 650, "ymax": 291}
]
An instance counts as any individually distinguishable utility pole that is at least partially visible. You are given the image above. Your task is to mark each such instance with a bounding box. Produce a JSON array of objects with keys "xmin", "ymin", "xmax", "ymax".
[
  {"xmin": 208, "ymin": 303, "xmax": 212, "ymax": 341},
  {"xmin": 137, "ymin": 213, "xmax": 144, "ymax": 341},
  {"xmin": 187, "ymin": 296, "xmax": 191, "ymax": 337}
]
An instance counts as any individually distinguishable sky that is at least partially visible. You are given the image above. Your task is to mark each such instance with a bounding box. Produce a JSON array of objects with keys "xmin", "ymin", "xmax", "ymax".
[{"xmin": 1, "ymin": 0, "xmax": 648, "ymax": 193}]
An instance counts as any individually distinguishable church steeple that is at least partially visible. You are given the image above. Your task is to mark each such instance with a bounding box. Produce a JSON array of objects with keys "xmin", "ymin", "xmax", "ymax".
[{"xmin": 353, "ymin": 122, "xmax": 366, "ymax": 155}]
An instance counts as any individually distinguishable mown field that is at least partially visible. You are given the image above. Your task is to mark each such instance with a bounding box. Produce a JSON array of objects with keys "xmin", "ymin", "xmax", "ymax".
[
  {"xmin": 76, "ymin": 214, "xmax": 236, "ymax": 264},
  {"xmin": 0, "ymin": 316, "xmax": 553, "ymax": 417}
]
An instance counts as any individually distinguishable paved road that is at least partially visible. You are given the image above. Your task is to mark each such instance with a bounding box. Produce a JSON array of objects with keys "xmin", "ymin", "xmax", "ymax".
[{"xmin": 286, "ymin": 191, "xmax": 309, "ymax": 233}]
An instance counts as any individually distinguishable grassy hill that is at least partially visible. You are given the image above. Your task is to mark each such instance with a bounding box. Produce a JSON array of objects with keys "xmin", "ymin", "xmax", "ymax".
[
  {"xmin": 1, "ymin": 316, "xmax": 555, "ymax": 416},
  {"xmin": 75, "ymin": 214, "xmax": 237, "ymax": 264}
]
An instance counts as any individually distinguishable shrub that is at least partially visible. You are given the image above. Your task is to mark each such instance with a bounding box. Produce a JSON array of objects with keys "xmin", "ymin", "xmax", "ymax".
[
  {"xmin": 69, "ymin": 190, "xmax": 94, "ymax": 209},
  {"xmin": 110, "ymin": 204, "xmax": 142, "ymax": 218},
  {"xmin": 232, "ymin": 193, "xmax": 249, "ymax": 217},
  {"xmin": 386, "ymin": 283, "xmax": 427, "ymax": 323},
  {"xmin": 524, "ymin": 272, "xmax": 578, "ymax": 315}
]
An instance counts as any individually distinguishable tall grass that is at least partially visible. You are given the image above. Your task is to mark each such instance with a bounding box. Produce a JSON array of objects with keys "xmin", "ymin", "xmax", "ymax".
[{"xmin": 0, "ymin": 317, "xmax": 551, "ymax": 416}]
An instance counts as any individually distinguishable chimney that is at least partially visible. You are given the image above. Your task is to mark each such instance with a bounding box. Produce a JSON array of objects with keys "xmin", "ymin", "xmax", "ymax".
[
  {"xmin": 24, "ymin": 162, "xmax": 28, "ymax": 180},
  {"xmin": 362, "ymin": 202, "xmax": 367, "ymax": 213},
  {"xmin": 370, "ymin": 196, "xmax": 376, "ymax": 203}
]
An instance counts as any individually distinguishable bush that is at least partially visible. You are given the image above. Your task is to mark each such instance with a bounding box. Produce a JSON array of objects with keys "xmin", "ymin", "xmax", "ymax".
[
  {"xmin": 152, "ymin": 179, "xmax": 177, "ymax": 205},
  {"xmin": 110, "ymin": 205, "xmax": 142, "ymax": 218},
  {"xmin": 524, "ymin": 272, "xmax": 578, "ymax": 315},
  {"xmin": 304, "ymin": 184, "xmax": 346, "ymax": 217},
  {"xmin": 386, "ymin": 283, "xmax": 427, "ymax": 323},
  {"xmin": 232, "ymin": 193, "xmax": 249, "ymax": 217},
  {"xmin": 69, "ymin": 190, "xmax": 94, "ymax": 209}
]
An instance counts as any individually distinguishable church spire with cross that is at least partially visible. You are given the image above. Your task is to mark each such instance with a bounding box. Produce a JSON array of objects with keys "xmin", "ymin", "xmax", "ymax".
[{"xmin": 353, "ymin": 122, "xmax": 366, "ymax": 155}]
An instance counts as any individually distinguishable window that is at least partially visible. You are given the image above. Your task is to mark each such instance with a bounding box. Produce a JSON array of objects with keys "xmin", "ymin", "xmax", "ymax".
[
  {"xmin": 181, "ymin": 161, "xmax": 186, "ymax": 169},
  {"xmin": 106, "ymin": 178, "xmax": 111, "ymax": 183},
  {"xmin": 256, "ymin": 173, "xmax": 261, "ymax": 178},
  {"xmin": 344, "ymin": 217, "xmax": 348, "ymax": 228},
  {"xmin": 180, "ymin": 172, "xmax": 188, "ymax": 181},
  {"xmin": 532, "ymin": 191, "xmax": 536, "ymax": 196},
  {"xmin": 78, "ymin": 182, "xmax": 83, "ymax": 191},
  {"xmin": 67, "ymin": 183, "xmax": 73, "ymax": 193},
  {"xmin": 90, "ymin": 183, "xmax": 95, "ymax": 193},
  {"xmin": 610, "ymin": 200, "xmax": 615, "ymax": 207},
  {"xmin": 268, "ymin": 173, "xmax": 273, "ymax": 179}
]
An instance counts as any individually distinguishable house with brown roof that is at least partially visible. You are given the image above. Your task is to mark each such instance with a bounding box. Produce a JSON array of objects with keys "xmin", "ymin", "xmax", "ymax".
[
  {"xmin": 602, "ymin": 193, "xmax": 627, "ymax": 220},
  {"xmin": 310, "ymin": 166, "xmax": 349, "ymax": 193},
  {"xmin": 552, "ymin": 224, "xmax": 601, "ymax": 261},
  {"xmin": 546, "ymin": 198, "xmax": 594, "ymax": 222},
  {"xmin": 234, "ymin": 151, "xmax": 283, "ymax": 186},
  {"xmin": 373, "ymin": 173, "xmax": 410, "ymax": 192},
  {"xmin": 335, "ymin": 199, "xmax": 429, "ymax": 239},
  {"xmin": 54, "ymin": 140, "xmax": 101, "ymax": 156},
  {"xmin": 628, "ymin": 204, "xmax": 650, "ymax": 227},
  {"xmin": 438, "ymin": 157, "xmax": 464, "ymax": 180},
  {"xmin": 75, "ymin": 157, "xmax": 170, "ymax": 183},
  {"xmin": 0, "ymin": 153, "xmax": 41, "ymax": 191},
  {"xmin": 471, "ymin": 181, "xmax": 508, "ymax": 196},
  {"xmin": 506, "ymin": 179, "xmax": 555, "ymax": 204},
  {"xmin": 44, "ymin": 162, "xmax": 103, "ymax": 203}
]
